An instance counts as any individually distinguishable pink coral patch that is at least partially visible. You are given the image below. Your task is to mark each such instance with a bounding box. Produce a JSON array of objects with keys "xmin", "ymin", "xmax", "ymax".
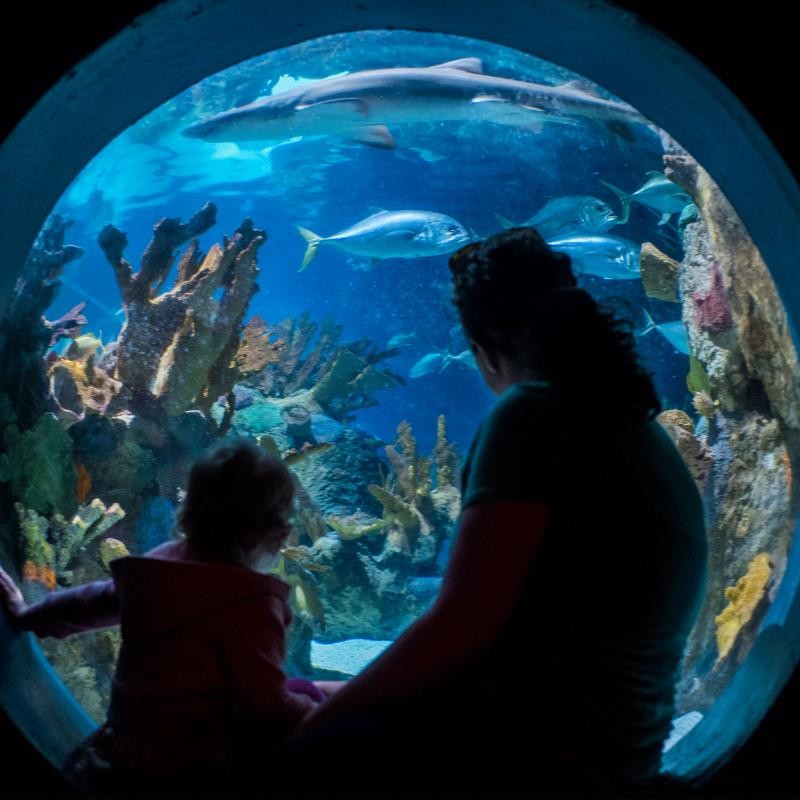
[{"xmin": 693, "ymin": 261, "xmax": 732, "ymax": 333}]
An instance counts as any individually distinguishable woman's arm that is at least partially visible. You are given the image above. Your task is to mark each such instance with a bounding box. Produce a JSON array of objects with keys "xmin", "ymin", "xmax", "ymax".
[{"xmin": 300, "ymin": 499, "xmax": 548, "ymax": 733}]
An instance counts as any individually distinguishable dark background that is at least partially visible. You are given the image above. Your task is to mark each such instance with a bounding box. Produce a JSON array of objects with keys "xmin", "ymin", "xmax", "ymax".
[{"xmin": 0, "ymin": 2, "xmax": 798, "ymax": 798}]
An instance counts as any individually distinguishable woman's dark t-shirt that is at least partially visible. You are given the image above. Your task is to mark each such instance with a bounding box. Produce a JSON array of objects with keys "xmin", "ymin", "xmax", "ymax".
[{"xmin": 455, "ymin": 381, "xmax": 707, "ymax": 783}]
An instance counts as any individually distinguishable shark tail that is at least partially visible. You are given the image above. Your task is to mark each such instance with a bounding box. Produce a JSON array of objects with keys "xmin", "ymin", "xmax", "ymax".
[
  {"xmin": 297, "ymin": 227, "xmax": 323, "ymax": 271},
  {"xmin": 600, "ymin": 180, "xmax": 632, "ymax": 225},
  {"xmin": 493, "ymin": 212, "xmax": 518, "ymax": 230}
]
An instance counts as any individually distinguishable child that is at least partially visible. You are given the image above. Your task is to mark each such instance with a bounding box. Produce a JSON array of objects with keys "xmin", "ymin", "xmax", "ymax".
[{"xmin": 0, "ymin": 438, "xmax": 328, "ymax": 795}]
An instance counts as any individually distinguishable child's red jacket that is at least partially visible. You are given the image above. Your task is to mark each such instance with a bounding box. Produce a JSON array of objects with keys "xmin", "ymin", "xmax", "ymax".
[{"xmin": 20, "ymin": 540, "xmax": 317, "ymax": 772}]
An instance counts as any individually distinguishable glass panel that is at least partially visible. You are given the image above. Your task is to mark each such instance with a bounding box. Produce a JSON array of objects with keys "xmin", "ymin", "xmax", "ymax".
[{"xmin": 0, "ymin": 31, "xmax": 797, "ymax": 752}]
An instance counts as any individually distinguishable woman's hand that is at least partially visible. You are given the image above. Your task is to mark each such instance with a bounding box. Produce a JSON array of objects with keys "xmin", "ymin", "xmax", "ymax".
[{"xmin": 0, "ymin": 567, "xmax": 27, "ymax": 624}]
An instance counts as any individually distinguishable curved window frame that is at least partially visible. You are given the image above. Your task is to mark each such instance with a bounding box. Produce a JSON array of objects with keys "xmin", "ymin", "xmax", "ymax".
[{"xmin": 1, "ymin": 0, "xmax": 799, "ymax": 785}]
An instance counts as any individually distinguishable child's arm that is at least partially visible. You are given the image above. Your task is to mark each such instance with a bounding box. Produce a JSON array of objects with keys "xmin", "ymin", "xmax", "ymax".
[{"xmin": 0, "ymin": 566, "xmax": 119, "ymax": 638}]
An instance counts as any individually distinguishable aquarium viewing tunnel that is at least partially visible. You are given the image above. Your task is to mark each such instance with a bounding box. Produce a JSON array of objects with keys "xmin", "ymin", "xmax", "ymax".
[{"xmin": 1, "ymin": 0, "xmax": 800, "ymax": 793}]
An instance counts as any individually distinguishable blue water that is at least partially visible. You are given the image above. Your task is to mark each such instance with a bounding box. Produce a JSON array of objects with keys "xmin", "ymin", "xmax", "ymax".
[{"xmin": 44, "ymin": 29, "xmax": 689, "ymax": 453}]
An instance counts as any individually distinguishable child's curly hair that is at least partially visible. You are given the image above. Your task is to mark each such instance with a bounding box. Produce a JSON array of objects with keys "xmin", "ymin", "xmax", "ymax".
[{"xmin": 178, "ymin": 438, "xmax": 295, "ymax": 562}]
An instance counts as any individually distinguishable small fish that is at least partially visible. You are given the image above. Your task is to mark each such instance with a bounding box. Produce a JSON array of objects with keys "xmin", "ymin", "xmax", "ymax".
[
  {"xmin": 601, "ymin": 173, "xmax": 692, "ymax": 226},
  {"xmin": 65, "ymin": 333, "xmax": 104, "ymax": 361},
  {"xmin": 297, "ymin": 209, "xmax": 472, "ymax": 270},
  {"xmin": 639, "ymin": 309, "xmax": 690, "ymax": 355},
  {"xmin": 387, "ymin": 331, "xmax": 419, "ymax": 349},
  {"xmin": 545, "ymin": 233, "xmax": 640, "ymax": 280},
  {"xmin": 495, "ymin": 196, "xmax": 618, "ymax": 239}
]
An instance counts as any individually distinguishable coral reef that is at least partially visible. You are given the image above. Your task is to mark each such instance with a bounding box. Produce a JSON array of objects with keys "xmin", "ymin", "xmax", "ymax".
[
  {"xmin": 15, "ymin": 498, "xmax": 125, "ymax": 593},
  {"xmin": 640, "ymin": 242, "xmax": 680, "ymax": 303},
  {"xmin": 0, "ymin": 214, "xmax": 84, "ymax": 430},
  {"xmin": 659, "ymin": 145, "xmax": 800, "ymax": 712},
  {"xmin": 714, "ymin": 552, "xmax": 773, "ymax": 665},
  {"xmin": 0, "ymin": 400, "xmax": 77, "ymax": 518},
  {"xmin": 98, "ymin": 538, "xmax": 130, "ymax": 571},
  {"xmin": 657, "ymin": 409, "xmax": 713, "ymax": 490},
  {"xmin": 99, "ymin": 207, "xmax": 265, "ymax": 419}
]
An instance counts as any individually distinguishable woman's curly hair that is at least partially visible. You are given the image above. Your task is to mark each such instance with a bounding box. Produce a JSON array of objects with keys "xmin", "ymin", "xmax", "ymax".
[
  {"xmin": 449, "ymin": 227, "xmax": 660, "ymax": 420},
  {"xmin": 178, "ymin": 438, "xmax": 295, "ymax": 562}
]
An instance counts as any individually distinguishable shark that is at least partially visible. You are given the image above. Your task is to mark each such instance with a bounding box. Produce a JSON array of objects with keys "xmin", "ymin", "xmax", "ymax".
[{"xmin": 182, "ymin": 58, "xmax": 650, "ymax": 148}]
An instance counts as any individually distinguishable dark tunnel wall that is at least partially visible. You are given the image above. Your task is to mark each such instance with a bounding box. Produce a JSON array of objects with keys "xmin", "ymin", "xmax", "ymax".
[{"xmin": 0, "ymin": 2, "xmax": 798, "ymax": 798}]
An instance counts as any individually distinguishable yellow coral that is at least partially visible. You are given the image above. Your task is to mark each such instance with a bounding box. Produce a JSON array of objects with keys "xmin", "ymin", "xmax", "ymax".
[
  {"xmin": 714, "ymin": 553, "xmax": 773, "ymax": 665},
  {"xmin": 692, "ymin": 391, "xmax": 718, "ymax": 419},
  {"xmin": 657, "ymin": 409, "xmax": 694, "ymax": 433},
  {"xmin": 98, "ymin": 538, "xmax": 130, "ymax": 571}
]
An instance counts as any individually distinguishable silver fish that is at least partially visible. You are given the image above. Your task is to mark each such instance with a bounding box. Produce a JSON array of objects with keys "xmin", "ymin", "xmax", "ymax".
[
  {"xmin": 495, "ymin": 195, "xmax": 618, "ymax": 238},
  {"xmin": 639, "ymin": 310, "xmax": 690, "ymax": 355},
  {"xmin": 601, "ymin": 172, "xmax": 693, "ymax": 225},
  {"xmin": 297, "ymin": 209, "xmax": 473, "ymax": 270},
  {"xmin": 545, "ymin": 233, "xmax": 641, "ymax": 280},
  {"xmin": 183, "ymin": 58, "xmax": 648, "ymax": 148},
  {"xmin": 409, "ymin": 349, "xmax": 478, "ymax": 379},
  {"xmin": 410, "ymin": 352, "xmax": 445, "ymax": 379},
  {"xmin": 387, "ymin": 332, "xmax": 419, "ymax": 349}
]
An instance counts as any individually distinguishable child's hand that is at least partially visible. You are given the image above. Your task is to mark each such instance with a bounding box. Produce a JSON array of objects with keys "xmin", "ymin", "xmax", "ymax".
[
  {"xmin": 0, "ymin": 567, "xmax": 28, "ymax": 623},
  {"xmin": 312, "ymin": 680, "xmax": 347, "ymax": 698}
]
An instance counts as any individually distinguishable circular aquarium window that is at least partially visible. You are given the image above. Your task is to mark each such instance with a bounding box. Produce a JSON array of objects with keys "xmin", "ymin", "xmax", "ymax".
[{"xmin": 1, "ymin": 1, "xmax": 799, "ymax": 789}]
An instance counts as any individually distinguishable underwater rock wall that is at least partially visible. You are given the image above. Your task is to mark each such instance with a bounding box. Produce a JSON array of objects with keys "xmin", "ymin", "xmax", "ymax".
[{"xmin": 662, "ymin": 148, "xmax": 800, "ymax": 710}]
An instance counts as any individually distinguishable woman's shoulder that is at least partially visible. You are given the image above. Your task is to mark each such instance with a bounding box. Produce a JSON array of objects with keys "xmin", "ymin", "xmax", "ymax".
[{"xmin": 489, "ymin": 380, "xmax": 561, "ymax": 426}]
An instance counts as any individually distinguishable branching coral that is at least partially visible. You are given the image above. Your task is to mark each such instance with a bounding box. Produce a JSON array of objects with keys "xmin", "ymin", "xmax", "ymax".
[
  {"xmin": 311, "ymin": 341, "xmax": 401, "ymax": 422},
  {"xmin": 97, "ymin": 202, "xmax": 217, "ymax": 395},
  {"xmin": 98, "ymin": 205, "xmax": 267, "ymax": 423},
  {"xmin": 98, "ymin": 538, "xmax": 130, "ymax": 571},
  {"xmin": 234, "ymin": 316, "xmax": 285, "ymax": 378},
  {"xmin": 257, "ymin": 314, "xmax": 341, "ymax": 398},
  {"xmin": 714, "ymin": 552, "xmax": 773, "ymax": 665},
  {"xmin": 325, "ymin": 512, "xmax": 388, "ymax": 541},
  {"xmin": 15, "ymin": 498, "xmax": 126, "ymax": 589},
  {"xmin": 364, "ymin": 417, "xmax": 461, "ymax": 553},
  {"xmin": 0, "ymin": 214, "xmax": 84, "ymax": 429}
]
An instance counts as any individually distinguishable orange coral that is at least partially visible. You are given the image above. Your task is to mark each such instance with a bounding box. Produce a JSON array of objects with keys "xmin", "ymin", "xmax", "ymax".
[
  {"xmin": 781, "ymin": 449, "xmax": 794, "ymax": 495},
  {"xmin": 75, "ymin": 460, "xmax": 92, "ymax": 503},
  {"xmin": 234, "ymin": 315, "xmax": 285, "ymax": 376},
  {"xmin": 23, "ymin": 560, "xmax": 56, "ymax": 590}
]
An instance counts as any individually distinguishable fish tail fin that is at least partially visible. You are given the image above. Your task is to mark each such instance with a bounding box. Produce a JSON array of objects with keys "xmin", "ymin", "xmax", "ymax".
[
  {"xmin": 600, "ymin": 180, "xmax": 632, "ymax": 225},
  {"xmin": 493, "ymin": 212, "xmax": 517, "ymax": 230},
  {"xmin": 297, "ymin": 227, "xmax": 323, "ymax": 271},
  {"xmin": 638, "ymin": 308, "xmax": 656, "ymax": 338}
]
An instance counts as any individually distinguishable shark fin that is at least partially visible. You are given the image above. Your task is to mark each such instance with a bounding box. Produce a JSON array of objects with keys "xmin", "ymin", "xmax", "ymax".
[
  {"xmin": 600, "ymin": 180, "xmax": 632, "ymax": 225},
  {"xmin": 494, "ymin": 212, "xmax": 518, "ymax": 230},
  {"xmin": 341, "ymin": 125, "xmax": 396, "ymax": 149},
  {"xmin": 432, "ymin": 58, "xmax": 484, "ymax": 74},
  {"xmin": 658, "ymin": 212, "xmax": 671, "ymax": 226},
  {"xmin": 295, "ymin": 97, "xmax": 370, "ymax": 117},
  {"xmin": 471, "ymin": 94, "xmax": 508, "ymax": 104},
  {"xmin": 559, "ymin": 79, "xmax": 601, "ymax": 95},
  {"xmin": 297, "ymin": 227, "xmax": 323, "ymax": 271}
]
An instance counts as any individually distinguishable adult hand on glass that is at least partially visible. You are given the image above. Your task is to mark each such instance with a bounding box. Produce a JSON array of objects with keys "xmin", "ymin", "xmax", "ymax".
[{"xmin": 0, "ymin": 566, "xmax": 27, "ymax": 624}]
